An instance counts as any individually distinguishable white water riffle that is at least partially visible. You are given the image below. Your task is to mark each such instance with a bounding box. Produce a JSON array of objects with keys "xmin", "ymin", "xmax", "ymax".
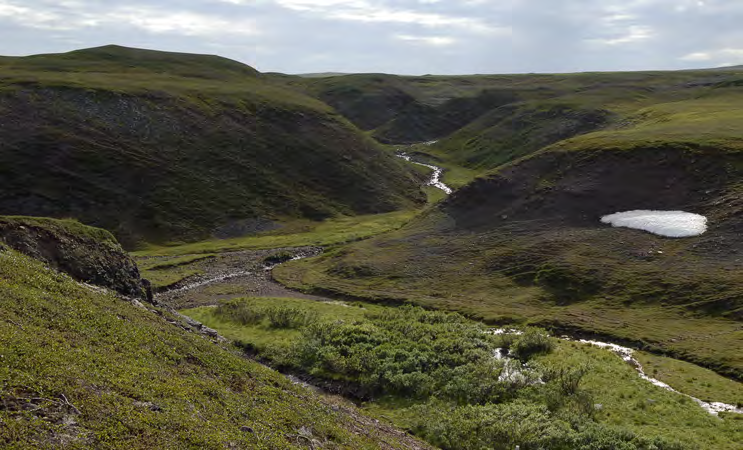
[
  {"xmin": 396, "ymin": 152, "xmax": 453, "ymax": 194},
  {"xmin": 601, "ymin": 210, "xmax": 707, "ymax": 237},
  {"xmin": 577, "ymin": 339, "xmax": 743, "ymax": 416},
  {"xmin": 490, "ymin": 329, "xmax": 742, "ymax": 416}
]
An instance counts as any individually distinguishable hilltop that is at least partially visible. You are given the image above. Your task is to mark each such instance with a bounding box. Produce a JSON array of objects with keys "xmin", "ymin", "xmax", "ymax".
[
  {"xmin": 0, "ymin": 45, "xmax": 425, "ymax": 247},
  {"xmin": 1, "ymin": 45, "xmax": 260, "ymax": 79}
]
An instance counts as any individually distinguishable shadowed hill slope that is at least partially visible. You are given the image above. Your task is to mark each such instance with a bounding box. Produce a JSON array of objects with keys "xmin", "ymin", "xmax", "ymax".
[
  {"xmin": 303, "ymin": 74, "xmax": 418, "ymax": 131},
  {"xmin": 0, "ymin": 46, "xmax": 425, "ymax": 247},
  {"xmin": 299, "ymin": 69, "xmax": 743, "ymax": 174}
]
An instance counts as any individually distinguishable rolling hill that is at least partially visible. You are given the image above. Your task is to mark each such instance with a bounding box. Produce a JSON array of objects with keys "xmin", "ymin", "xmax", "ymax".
[
  {"xmin": 276, "ymin": 68, "xmax": 743, "ymax": 380},
  {"xmin": 0, "ymin": 45, "xmax": 425, "ymax": 248}
]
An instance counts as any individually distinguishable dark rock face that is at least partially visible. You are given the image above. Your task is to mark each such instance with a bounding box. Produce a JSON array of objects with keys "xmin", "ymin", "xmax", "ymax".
[{"xmin": 0, "ymin": 217, "xmax": 146, "ymax": 299}]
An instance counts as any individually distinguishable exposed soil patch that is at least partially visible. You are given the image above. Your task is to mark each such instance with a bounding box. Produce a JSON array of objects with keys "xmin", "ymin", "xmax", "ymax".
[{"xmin": 0, "ymin": 216, "xmax": 145, "ymax": 299}]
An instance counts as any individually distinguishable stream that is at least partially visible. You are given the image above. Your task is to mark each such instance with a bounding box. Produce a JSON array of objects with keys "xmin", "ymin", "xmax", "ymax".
[
  {"xmin": 396, "ymin": 145, "xmax": 453, "ymax": 194},
  {"xmin": 390, "ymin": 145, "xmax": 742, "ymax": 415},
  {"xmin": 488, "ymin": 328, "xmax": 742, "ymax": 416},
  {"xmin": 575, "ymin": 339, "xmax": 742, "ymax": 416},
  {"xmin": 164, "ymin": 246, "xmax": 742, "ymax": 417}
]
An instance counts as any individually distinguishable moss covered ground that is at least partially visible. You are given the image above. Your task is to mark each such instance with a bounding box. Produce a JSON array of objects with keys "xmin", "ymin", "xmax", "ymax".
[{"xmin": 0, "ymin": 248, "xmax": 431, "ymax": 449}]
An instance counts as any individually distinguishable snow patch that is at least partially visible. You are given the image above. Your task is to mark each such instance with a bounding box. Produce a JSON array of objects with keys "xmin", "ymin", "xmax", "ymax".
[{"xmin": 601, "ymin": 210, "xmax": 707, "ymax": 237}]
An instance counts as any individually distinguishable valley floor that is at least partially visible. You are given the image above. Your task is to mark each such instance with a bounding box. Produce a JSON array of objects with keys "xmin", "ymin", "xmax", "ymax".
[{"xmin": 138, "ymin": 238, "xmax": 743, "ymax": 450}]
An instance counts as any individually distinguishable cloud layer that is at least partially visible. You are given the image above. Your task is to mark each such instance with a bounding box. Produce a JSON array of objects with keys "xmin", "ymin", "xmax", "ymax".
[{"xmin": 0, "ymin": 0, "xmax": 740, "ymax": 74}]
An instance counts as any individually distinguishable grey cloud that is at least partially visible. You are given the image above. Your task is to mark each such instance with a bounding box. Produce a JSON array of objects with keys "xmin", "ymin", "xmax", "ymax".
[{"xmin": 0, "ymin": 0, "xmax": 740, "ymax": 74}]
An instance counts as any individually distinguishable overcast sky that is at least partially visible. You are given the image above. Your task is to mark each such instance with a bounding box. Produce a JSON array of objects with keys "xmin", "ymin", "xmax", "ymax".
[{"xmin": 0, "ymin": 0, "xmax": 740, "ymax": 75}]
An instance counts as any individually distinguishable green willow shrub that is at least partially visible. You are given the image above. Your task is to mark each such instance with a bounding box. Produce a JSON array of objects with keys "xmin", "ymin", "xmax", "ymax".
[
  {"xmin": 215, "ymin": 299, "xmax": 264, "ymax": 325},
  {"xmin": 292, "ymin": 306, "xmax": 509, "ymax": 398},
  {"xmin": 410, "ymin": 400, "xmax": 571, "ymax": 450},
  {"xmin": 410, "ymin": 401, "xmax": 688, "ymax": 450},
  {"xmin": 265, "ymin": 305, "xmax": 318, "ymax": 328},
  {"xmin": 510, "ymin": 327, "xmax": 555, "ymax": 361},
  {"xmin": 544, "ymin": 362, "xmax": 591, "ymax": 396},
  {"xmin": 437, "ymin": 359, "xmax": 508, "ymax": 405}
]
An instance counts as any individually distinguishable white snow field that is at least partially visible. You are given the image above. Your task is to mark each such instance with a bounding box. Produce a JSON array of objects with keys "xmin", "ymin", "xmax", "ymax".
[{"xmin": 600, "ymin": 210, "xmax": 707, "ymax": 237}]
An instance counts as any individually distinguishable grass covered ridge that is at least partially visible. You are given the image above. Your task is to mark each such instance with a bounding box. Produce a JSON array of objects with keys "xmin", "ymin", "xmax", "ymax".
[
  {"xmin": 0, "ymin": 216, "xmax": 116, "ymax": 246},
  {"xmin": 0, "ymin": 45, "xmax": 425, "ymax": 247},
  {"xmin": 0, "ymin": 248, "xmax": 431, "ymax": 449},
  {"xmin": 0, "ymin": 215, "xmax": 145, "ymax": 298},
  {"xmin": 134, "ymin": 211, "xmax": 419, "ymax": 257}
]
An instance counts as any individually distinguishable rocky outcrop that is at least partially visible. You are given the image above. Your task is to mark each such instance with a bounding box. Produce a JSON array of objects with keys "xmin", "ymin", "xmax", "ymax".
[{"xmin": 0, "ymin": 216, "xmax": 146, "ymax": 299}]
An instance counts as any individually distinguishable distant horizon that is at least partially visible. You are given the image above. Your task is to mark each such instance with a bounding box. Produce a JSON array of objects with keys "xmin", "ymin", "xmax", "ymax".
[
  {"xmin": 5, "ymin": 43, "xmax": 740, "ymax": 78},
  {"xmin": 0, "ymin": 1, "xmax": 741, "ymax": 76}
]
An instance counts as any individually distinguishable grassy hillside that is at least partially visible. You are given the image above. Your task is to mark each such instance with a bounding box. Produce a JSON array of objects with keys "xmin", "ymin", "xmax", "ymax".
[
  {"xmin": 0, "ymin": 221, "xmax": 430, "ymax": 449},
  {"xmin": 0, "ymin": 46, "xmax": 425, "ymax": 247},
  {"xmin": 273, "ymin": 77, "xmax": 743, "ymax": 380},
  {"xmin": 298, "ymin": 69, "xmax": 743, "ymax": 176},
  {"xmin": 2, "ymin": 45, "xmax": 260, "ymax": 79}
]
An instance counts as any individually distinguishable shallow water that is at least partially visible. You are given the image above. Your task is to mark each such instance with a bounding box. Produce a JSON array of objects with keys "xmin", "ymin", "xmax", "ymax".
[
  {"xmin": 490, "ymin": 327, "xmax": 742, "ymax": 416},
  {"xmin": 164, "ymin": 270, "xmax": 253, "ymax": 296},
  {"xmin": 576, "ymin": 339, "xmax": 742, "ymax": 416},
  {"xmin": 396, "ymin": 152, "xmax": 453, "ymax": 194}
]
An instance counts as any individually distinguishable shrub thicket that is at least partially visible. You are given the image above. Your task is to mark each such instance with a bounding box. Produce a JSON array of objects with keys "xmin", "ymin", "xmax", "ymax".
[{"xmin": 216, "ymin": 302, "xmax": 688, "ymax": 450}]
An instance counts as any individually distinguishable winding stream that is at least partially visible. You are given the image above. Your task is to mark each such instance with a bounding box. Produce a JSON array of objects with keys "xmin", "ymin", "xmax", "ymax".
[
  {"xmin": 163, "ymin": 270, "xmax": 253, "ymax": 296},
  {"xmin": 576, "ymin": 339, "xmax": 742, "ymax": 416},
  {"xmin": 396, "ymin": 150, "xmax": 452, "ymax": 194},
  {"xmin": 490, "ymin": 328, "xmax": 742, "ymax": 416},
  {"xmin": 163, "ymin": 245, "xmax": 741, "ymax": 417}
]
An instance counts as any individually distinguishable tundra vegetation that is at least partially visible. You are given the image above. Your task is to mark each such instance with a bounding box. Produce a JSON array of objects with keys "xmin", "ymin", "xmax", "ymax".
[
  {"xmin": 0, "ymin": 220, "xmax": 431, "ymax": 449},
  {"xmin": 188, "ymin": 298, "xmax": 743, "ymax": 450},
  {"xmin": 2, "ymin": 45, "xmax": 743, "ymax": 449}
]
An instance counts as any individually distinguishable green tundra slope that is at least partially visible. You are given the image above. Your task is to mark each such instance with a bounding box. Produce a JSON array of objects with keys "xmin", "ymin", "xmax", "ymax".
[
  {"xmin": 0, "ymin": 217, "xmax": 429, "ymax": 449},
  {"xmin": 0, "ymin": 46, "xmax": 424, "ymax": 247},
  {"xmin": 275, "ymin": 81, "xmax": 743, "ymax": 380},
  {"xmin": 298, "ymin": 69, "xmax": 743, "ymax": 176}
]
